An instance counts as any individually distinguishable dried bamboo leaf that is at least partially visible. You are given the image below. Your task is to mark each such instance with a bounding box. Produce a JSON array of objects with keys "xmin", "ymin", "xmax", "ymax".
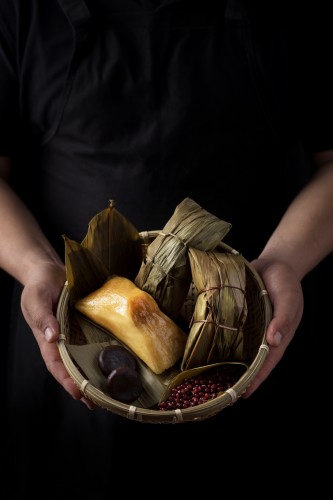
[
  {"xmin": 135, "ymin": 198, "xmax": 232, "ymax": 319},
  {"xmin": 68, "ymin": 312, "xmax": 180, "ymax": 407},
  {"xmin": 81, "ymin": 200, "xmax": 142, "ymax": 281},
  {"xmin": 181, "ymin": 248, "xmax": 248, "ymax": 370},
  {"xmin": 66, "ymin": 340, "xmax": 176, "ymax": 408},
  {"xmin": 64, "ymin": 236, "xmax": 109, "ymax": 303},
  {"xmin": 63, "ymin": 200, "xmax": 143, "ymax": 303}
]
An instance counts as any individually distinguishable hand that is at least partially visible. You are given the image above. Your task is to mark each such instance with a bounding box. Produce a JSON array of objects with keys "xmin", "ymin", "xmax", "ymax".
[
  {"xmin": 242, "ymin": 258, "xmax": 304, "ymax": 398},
  {"xmin": 20, "ymin": 262, "xmax": 96, "ymax": 409}
]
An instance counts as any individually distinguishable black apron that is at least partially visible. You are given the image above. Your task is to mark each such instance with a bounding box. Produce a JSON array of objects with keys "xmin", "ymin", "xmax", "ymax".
[
  {"xmin": 37, "ymin": 0, "xmax": 292, "ymax": 258},
  {"xmin": 7, "ymin": 1, "xmax": 319, "ymax": 497}
]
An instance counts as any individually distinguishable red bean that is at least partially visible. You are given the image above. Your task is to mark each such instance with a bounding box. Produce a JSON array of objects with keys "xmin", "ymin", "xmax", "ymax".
[{"xmin": 157, "ymin": 364, "xmax": 245, "ymax": 411}]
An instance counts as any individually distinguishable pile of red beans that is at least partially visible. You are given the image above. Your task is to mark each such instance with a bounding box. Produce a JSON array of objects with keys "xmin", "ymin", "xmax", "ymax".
[{"xmin": 157, "ymin": 364, "xmax": 245, "ymax": 411}]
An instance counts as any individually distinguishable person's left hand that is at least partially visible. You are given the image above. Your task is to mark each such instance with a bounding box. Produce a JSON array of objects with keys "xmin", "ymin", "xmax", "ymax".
[{"xmin": 242, "ymin": 257, "xmax": 304, "ymax": 398}]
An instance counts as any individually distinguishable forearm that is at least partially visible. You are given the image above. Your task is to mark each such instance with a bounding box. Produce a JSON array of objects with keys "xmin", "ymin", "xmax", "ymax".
[
  {"xmin": 0, "ymin": 176, "xmax": 64, "ymax": 286},
  {"xmin": 259, "ymin": 151, "xmax": 333, "ymax": 280}
]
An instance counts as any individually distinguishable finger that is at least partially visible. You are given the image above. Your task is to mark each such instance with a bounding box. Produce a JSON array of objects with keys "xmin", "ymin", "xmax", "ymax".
[
  {"xmin": 37, "ymin": 334, "xmax": 96, "ymax": 408},
  {"xmin": 243, "ymin": 295, "xmax": 301, "ymax": 398},
  {"xmin": 242, "ymin": 344, "xmax": 286, "ymax": 398}
]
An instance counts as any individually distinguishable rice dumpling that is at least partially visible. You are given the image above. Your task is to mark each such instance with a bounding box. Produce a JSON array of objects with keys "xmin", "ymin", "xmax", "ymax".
[
  {"xmin": 75, "ymin": 275, "xmax": 188, "ymax": 375},
  {"xmin": 135, "ymin": 197, "xmax": 232, "ymax": 320},
  {"xmin": 181, "ymin": 248, "xmax": 248, "ymax": 370}
]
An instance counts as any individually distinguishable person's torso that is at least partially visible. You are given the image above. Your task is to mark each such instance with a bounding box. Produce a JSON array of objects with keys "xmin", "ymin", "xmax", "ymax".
[{"xmin": 12, "ymin": 0, "xmax": 299, "ymax": 256}]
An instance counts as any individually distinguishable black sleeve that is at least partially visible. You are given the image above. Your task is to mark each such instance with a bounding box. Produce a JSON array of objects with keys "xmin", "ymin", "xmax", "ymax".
[
  {"xmin": 0, "ymin": 0, "xmax": 73, "ymax": 155},
  {"xmin": 292, "ymin": 4, "xmax": 333, "ymax": 155},
  {"xmin": 0, "ymin": 0, "xmax": 20, "ymax": 155}
]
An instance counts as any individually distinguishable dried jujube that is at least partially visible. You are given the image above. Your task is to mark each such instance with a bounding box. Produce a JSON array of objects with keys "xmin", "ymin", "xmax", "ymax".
[
  {"xmin": 98, "ymin": 345, "xmax": 143, "ymax": 403},
  {"xmin": 98, "ymin": 344, "xmax": 138, "ymax": 376},
  {"xmin": 107, "ymin": 366, "xmax": 143, "ymax": 403}
]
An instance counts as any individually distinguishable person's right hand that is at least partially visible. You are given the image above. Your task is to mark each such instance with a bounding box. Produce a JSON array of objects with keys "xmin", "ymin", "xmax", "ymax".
[{"xmin": 20, "ymin": 261, "xmax": 96, "ymax": 409}]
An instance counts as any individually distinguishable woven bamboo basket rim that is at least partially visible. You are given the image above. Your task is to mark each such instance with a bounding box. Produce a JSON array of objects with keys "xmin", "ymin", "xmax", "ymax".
[{"xmin": 57, "ymin": 230, "xmax": 272, "ymax": 424}]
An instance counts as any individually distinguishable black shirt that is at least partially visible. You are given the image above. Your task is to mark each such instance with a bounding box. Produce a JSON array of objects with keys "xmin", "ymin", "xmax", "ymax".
[{"xmin": 0, "ymin": 0, "xmax": 332, "ymax": 254}]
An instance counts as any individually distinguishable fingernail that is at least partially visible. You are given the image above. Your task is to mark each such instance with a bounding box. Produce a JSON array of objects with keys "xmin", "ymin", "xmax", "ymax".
[
  {"xmin": 44, "ymin": 327, "xmax": 53, "ymax": 342},
  {"xmin": 273, "ymin": 331, "xmax": 282, "ymax": 346}
]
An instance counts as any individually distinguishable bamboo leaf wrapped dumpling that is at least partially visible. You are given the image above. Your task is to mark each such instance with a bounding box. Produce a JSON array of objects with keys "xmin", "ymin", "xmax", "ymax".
[
  {"xmin": 135, "ymin": 198, "xmax": 232, "ymax": 320},
  {"xmin": 181, "ymin": 248, "xmax": 248, "ymax": 371}
]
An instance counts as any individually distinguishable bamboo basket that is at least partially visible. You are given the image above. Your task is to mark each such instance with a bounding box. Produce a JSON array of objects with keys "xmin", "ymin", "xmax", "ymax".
[{"xmin": 57, "ymin": 231, "xmax": 272, "ymax": 424}]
